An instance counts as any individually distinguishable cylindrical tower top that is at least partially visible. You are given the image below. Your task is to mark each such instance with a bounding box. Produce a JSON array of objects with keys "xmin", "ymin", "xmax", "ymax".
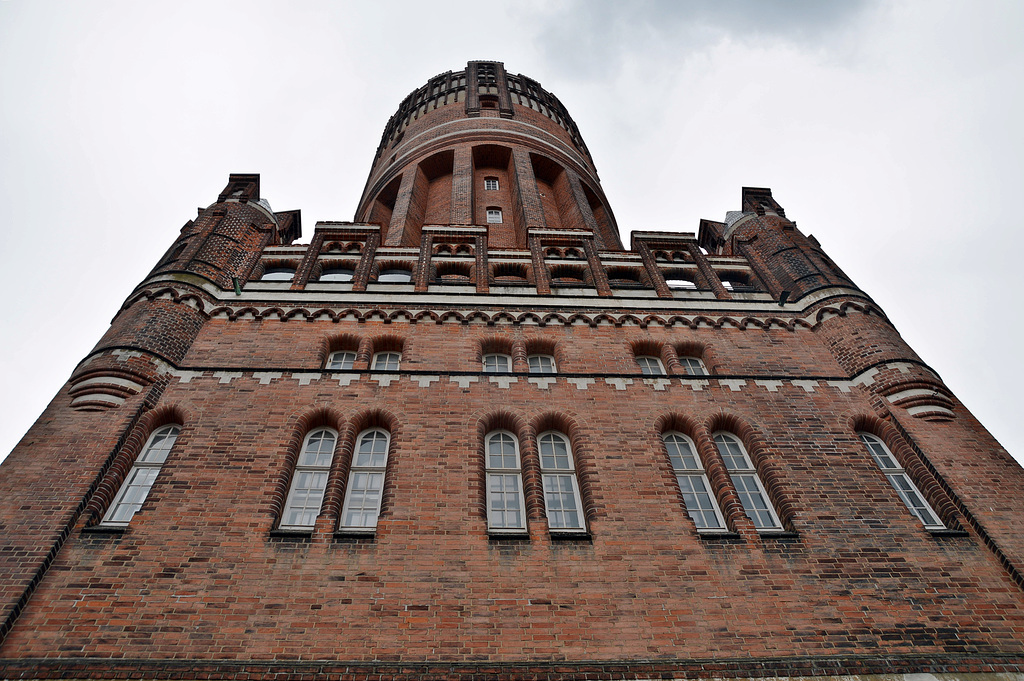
[{"xmin": 355, "ymin": 61, "xmax": 621, "ymax": 250}]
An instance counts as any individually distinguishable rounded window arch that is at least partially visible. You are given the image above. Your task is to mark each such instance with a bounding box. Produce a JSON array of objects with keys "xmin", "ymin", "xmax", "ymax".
[
  {"xmin": 712, "ymin": 431, "xmax": 783, "ymax": 531},
  {"xmin": 858, "ymin": 432, "xmax": 944, "ymax": 529},
  {"xmin": 663, "ymin": 431, "xmax": 726, "ymax": 531},
  {"xmin": 261, "ymin": 267, "xmax": 296, "ymax": 282},
  {"xmin": 280, "ymin": 427, "xmax": 338, "ymax": 530},
  {"xmin": 537, "ymin": 431, "xmax": 585, "ymax": 532},
  {"xmin": 102, "ymin": 424, "xmax": 181, "ymax": 526},
  {"xmin": 340, "ymin": 428, "xmax": 392, "ymax": 531},
  {"xmin": 319, "ymin": 267, "xmax": 355, "ymax": 283}
]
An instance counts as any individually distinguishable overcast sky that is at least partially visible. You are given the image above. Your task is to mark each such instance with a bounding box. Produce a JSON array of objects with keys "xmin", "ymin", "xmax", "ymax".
[{"xmin": 1, "ymin": 0, "xmax": 1021, "ymax": 466}]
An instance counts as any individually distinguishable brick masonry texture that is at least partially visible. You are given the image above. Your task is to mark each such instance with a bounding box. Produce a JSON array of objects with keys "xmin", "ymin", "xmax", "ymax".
[{"xmin": 1, "ymin": 61, "xmax": 1023, "ymax": 681}]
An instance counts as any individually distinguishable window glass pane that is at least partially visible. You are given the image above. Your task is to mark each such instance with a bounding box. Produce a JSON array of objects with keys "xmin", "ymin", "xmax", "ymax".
[
  {"xmin": 663, "ymin": 433, "xmax": 698, "ymax": 470},
  {"xmin": 138, "ymin": 426, "xmax": 180, "ymax": 463},
  {"xmin": 372, "ymin": 352, "xmax": 401, "ymax": 371},
  {"xmin": 107, "ymin": 467, "xmax": 161, "ymax": 523},
  {"xmin": 488, "ymin": 473, "xmax": 524, "ymax": 529},
  {"xmin": 261, "ymin": 268, "xmax": 295, "ymax": 281},
  {"xmin": 327, "ymin": 351, "xmax": 356, "ymax": 371},
  {"xmin": 299, "ymin": 430, "xmax": 336, "ymax": 467},
  {"xmin": 887, "ymin": 473, "xmax": 941, "ymax": 527},
  {"xmin": 714, "ymin": 433, "xmax": 751, "ymax": 470},
  {"xmin": 677, "ymin": 474, "xmax": 725, "ymax": 530},
  {"xmin": 543, "ymin": 474, "xmax": 582, "ymax": 529},
  {"xmin": 282, "ymin": 471, "xmax": 329, "ymax": 527},
  {"xmin": 484, "ymin": 178, "xmax": 499, "ymax": 191},
  {"xmin": 678, "ymin": 357, "xmax": 707, "ymax": 376},
  {"xmin": 731, "ymin": 473, "xmax": 779, "ymax": 529},
  {"xmin": 483, "ymin": 354, "xmax": 511, "ymax": 372},
  {"xmin": 342, "ymin": 471, "xmax": 384, "ymax": 527},
  {"xmin": 355, "ymin": 431, "xmax": 389, "ymax": 467},
  {"xmin": 539, "ymin": 433, "xmax": 571, "ymax": 470},
  {"xmin": 320, "ymin": 269, "xmax": 354, "ymax": 282},
  {"xmin": 378, "ymin": 269, "xmax": 412, "ymax": 283},
  {"xmin": 486, "ymin": 209, "xmax": 502, "ymax": 224},
  {"xmin": 487, "ymin": 432, "xmax": 518, "ymax": 468},
  {"xmin": 636, "ymin": 356, "xmax": 664, "ymax": 375},
  {"xmin": 528, "ymin": 355, "xmax": 556, "ymax": 373}
]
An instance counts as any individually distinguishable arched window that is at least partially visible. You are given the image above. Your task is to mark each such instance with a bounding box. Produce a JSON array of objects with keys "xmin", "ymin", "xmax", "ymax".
[
  {"xmin": 326, "ymin": 350, "xmax": 356, "ymax": 370},
  {"xmin": 484, "ymin": 177, "xmax": 499, "ymax": 191},
  {"xmin": 280, "ymin": 428, "xmax": 337, "ymax": 530},
  {"xmin": 486, "ymin": 208, "xmax": 503, "ymax": 224},
  {"xmin": 372, "ymin": 351, "xmax": 401, "ymax": 371},
  {"xmin": 858, "ymin": 432, "xmax": 944, "ymax": 529},
  {"xmin": 663, "ymin": 432, "xmax": 725, "ymax": 531},
  {"xmin": 485, "ymin": 430, "xmax": 527, "ymax": 532},
  {"xmin": 635, "ymin": 355, "xmax": 666, "ymax": 376},
  {"xmin": 528, "ymin": 354, "xmax": 556, "ymax": 374},
  {"xmin": 340, "ymin": 429, "xmax": 391, "ymax": 531},
  {"xmin": 319, "ymin": 268, "xmax": 354, "ymax": 282},
  {"xmin": 482, "ymin": 353, "xmax": 512, "ymax": 373},
  {"xmin": 537, "ymin": 431, "xmax": 585, "ymax": 532},
  {"xmin": 712, "ymin": 432, "xmax": 782, "ymax": 531},
  {"xmin": 261, "ymin": 267, "xmax": 295, "ymax": 282},
  {"xmin": 102, "ymin": 425, "xmax": 180, "ymax": 526},
  {"xmin": 677, "ymin": 356, "xmax": 708, "ymax": 376},
  {"xmin": 377, "ymin": 268, "xmax": 412, "ymax": 283}
]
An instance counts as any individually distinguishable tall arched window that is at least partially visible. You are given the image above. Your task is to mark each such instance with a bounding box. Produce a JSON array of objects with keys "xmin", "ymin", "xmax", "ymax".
[
  {"xmin": 340, "ymin": 428, "xmax": 391, "ymax": 531},
  {"xmin": 280, "ymin": 428, "xmax": 338, "ymax": 530},
  {"xmin": 859, "ymin": 432, "xmax": 944, "ymax": 529},
  {"xmin": 102, "ymin": 425, "xmax": 181, "ymax": 526},
  {"xmin": 663, "ymin": 432, "xmax": 726, "ymax": 531},
  {"xmin": 538, "ymin": 431, "xmax": 585, "ymax": 532},
  {"xmin": 485, "ymin": 430, "xmax": 527, "ymax": 532},
  {"xmin": 713, "ymin": 432, "xmax": 782, "ymax": 531}
]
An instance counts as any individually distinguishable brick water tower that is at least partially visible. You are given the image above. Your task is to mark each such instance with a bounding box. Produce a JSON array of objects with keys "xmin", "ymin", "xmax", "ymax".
[{"xmin": 1, "ymin": 61, "xmax": 1023, "ymax": 681}]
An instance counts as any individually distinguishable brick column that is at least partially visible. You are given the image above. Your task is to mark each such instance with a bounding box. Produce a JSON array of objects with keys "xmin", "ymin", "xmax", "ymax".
[
  {"xmin": 475, "ymin": 235, "xmax": 489, "ymax": 294},
  {"xmin": 529, "ymin": 235, "xmax": 551, "ymax": 295},
  {"xmin": 636, "ymin": 241, "xmax": 673, "ymax": 298},
  {"xmin": 686, "ymin": 243, "xmax": 730, "ymax": 299},
  {"xmin": 582, "ymin": 238, "xmax": 612, "ymax": 297},
  {"xmin": 352, "ymin": 231, "xmax": 380, "ymax": 292},
  {"xmin": 385, "ymin": 171, "xmax": 418, "ymax": 246},
  {"xmin": 511, "ymin": 147, "xmax": 546, "ymax": 231},
  {"xmin": 451, "ymin": 146, "xmax": 473, "ymax": 225},
  {"xmin": 415, "ymin": 233, "xmax": 433, "ymax": 292}
]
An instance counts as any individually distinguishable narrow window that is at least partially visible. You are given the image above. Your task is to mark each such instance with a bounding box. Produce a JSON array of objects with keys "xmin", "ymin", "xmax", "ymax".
[
  {"xmin": 482, "ymin": 353, "xmax": 512, "ymax": 373},
  {"xmin": 713, "ymin": 432, "xmax": 783, "ymax": 531},
  {"xmin": 635, "ymin": 355, "xmax": 666, "ymax": 376},
  {"xmin": 528, "ymin": 354, "xmax": 556, "ymax": 374},
  {"xmin": 372, "ymin": 351, "xmax": 401, "ymax": 371},
  {"xmin": 260, "ymin": 267, "xmax": 295, "ymax": 282},
  {"xmin": 102, "ymin": 425, "xmax": 180, "ymax": 526},
  {"xmin": 485, "ymin": 431, "xmax": 527, "ymax": 532},
  {"xmin": 486, "ymin": 208, "xmax": 503, "ymax": 224},
  {"xmin": 538, "ymin": 431, "xmax": 585, "ymax": 532},
  {"xmin": 280, "ymin": 428, "xmax": 337, "ymax": 530},
  {"xmin": 340, "ymin": 429, "xmax": 391, "ymax": 530},
  {"xmin": 484, "ymin": 177, "xmax": 499, "ymax": 191},
  {"xmin": 326, "ymin": 351, "xmax": 356, "ymax": 370},
  {"xmin": 663, "ymin": 432, "xmax": 726, "ymax": 531},
  {"xmin": 859, "ymin": 432, "xmax": 944, "ymax": 529},
  {"xmin": 677, "ymin": 356, "xmax": 708, "ymax": 376}
]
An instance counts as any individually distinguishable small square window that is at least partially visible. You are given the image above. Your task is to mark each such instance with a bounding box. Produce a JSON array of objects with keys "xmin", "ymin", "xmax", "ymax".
[
  {"xmin": 484, "ymin": 178, "xmax": 499, "ymax": 191},
  {"xmin": 483, "ymin": 354, "xmax": 512, "ymax": 373},
  {"xmin": 327, "ymin": 351, "xmax": 356, "ymax": 371},
  {"xmin": 372, "ymin": 352, "xmax": 401, "ymax": 371},
  {"xmin": 678, "ymin": 356, "xmax": 708, "ymax": 376},
  {"xmin": 486, "ymin": 209, "xmax": 503, "ymax": 224}
]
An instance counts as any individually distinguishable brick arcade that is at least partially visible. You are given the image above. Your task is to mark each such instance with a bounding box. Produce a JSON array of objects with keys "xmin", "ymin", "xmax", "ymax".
[{"xmin": 1, "ymin": 61, "xmax": 1023, "ymax": 681}]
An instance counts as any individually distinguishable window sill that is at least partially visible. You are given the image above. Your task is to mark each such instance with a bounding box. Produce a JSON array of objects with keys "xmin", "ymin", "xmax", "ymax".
[
  {"xmin": 758, "ymin": 530, "xmax": 799, "ymax": 539},
  {"xmin": 549, "ymin": 530, "xmax": 591, "ymax": 541},
  {"xmin": 82, "ymin": 524, "xmax": 128, "ymax": 535},
  {"xmin": 928, "ymin": 527, "xmax": 968, "ymax": 537},
  {"xmin": 696, "ymin": 530, "xmax": 741, "ymax": 540},
  {"xmin": 488, "ymin": 529, "xmax": 530, "ymax": 539},
  {"xmin": 269, "ymin": 528, "xmax": 314, "ymax": 540},
  {"xmin": 334, "ymin": 529, "xmax": 377, "ymax": 541}
]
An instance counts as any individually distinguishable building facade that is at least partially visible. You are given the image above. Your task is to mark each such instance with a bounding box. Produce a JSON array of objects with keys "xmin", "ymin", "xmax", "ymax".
[{"xmin": 1, "ymin": 61, "xmax": 1023, "ymax": 681}]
